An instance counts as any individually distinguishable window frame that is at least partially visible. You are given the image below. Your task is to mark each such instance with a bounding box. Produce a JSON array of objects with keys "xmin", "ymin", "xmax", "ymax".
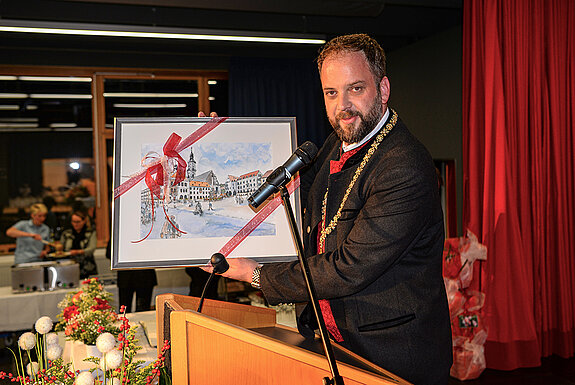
[{"xmin": 0, "ymin": 65, "xmax": 227, "ymax": 249}]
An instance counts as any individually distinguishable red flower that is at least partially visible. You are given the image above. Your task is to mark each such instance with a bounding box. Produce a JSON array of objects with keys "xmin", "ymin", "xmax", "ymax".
[
  {"xmin": 62, "ymin": 305, "xmax": 79, "ymax": 320},
  {"xmin": 91, "ymin": 297, "xmax": 111, "ymax": 311}
]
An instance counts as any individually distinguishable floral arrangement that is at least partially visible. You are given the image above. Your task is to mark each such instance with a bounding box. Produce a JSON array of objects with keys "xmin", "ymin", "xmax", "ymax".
[
  {"xmin": 0, "ymin": 316, "xmax": 76, "ymax": 384},
  {"xmin": 54, "ymin": 278, "xmax": 119, "ymax": 345},
  {"xmin": 0, "ymin": 306, "xmax": 171, "ymax": 385},
  {"xmin": 83, "ymin": 307, "xmax": 171, "ymax": 385}
]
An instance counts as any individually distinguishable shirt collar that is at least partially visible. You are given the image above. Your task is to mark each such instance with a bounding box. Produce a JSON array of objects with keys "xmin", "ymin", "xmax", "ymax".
[{"xmin": 342, "ymin": 107, "xmax": 389, "ymax": 153}]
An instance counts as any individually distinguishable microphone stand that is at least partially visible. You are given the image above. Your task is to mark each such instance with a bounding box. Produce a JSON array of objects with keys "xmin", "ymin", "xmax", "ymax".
[
  {"xmin": 197, "ymin": 253, "xmax": 228, "ymax": 313},
  {"xmin": 279, "ymin": 187, "xmax": 344, "ymax": 385},
  {"xmin": 196, "ymin": 272, "xmax": 216, "ymax": 313}
]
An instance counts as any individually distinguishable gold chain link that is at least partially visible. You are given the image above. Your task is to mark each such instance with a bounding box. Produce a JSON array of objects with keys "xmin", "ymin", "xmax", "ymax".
[{"xmin": 319, "ymin": 109, "xmax": 398, "ymax": 249}]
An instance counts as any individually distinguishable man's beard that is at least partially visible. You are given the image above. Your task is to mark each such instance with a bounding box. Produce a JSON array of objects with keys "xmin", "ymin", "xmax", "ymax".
[{"xmin": 330, "ymin": 97, "xmax": 383, "ymax": 144}]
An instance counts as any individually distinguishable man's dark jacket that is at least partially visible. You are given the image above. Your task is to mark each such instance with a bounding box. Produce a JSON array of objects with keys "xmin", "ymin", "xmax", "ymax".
[{"xmin": 260, "ymin": 114, "xmax": 452, "ymax": 385}]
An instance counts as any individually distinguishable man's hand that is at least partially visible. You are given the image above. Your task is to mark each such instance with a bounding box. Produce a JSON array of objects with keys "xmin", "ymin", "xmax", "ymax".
[
  {"xmin": 200, "ymin": 257, "xmax": 259, "ymax": 283},
  {"xmin": 32, "ymin": 233, "xmax": 42, "ymax": 241}
]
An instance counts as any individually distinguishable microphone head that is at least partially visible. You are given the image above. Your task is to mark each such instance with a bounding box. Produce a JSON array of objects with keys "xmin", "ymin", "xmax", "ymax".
[
  {"xmin": 248, "ymin": 141, "xmax": 318, "ymax": 210},
  {"xmin": 295, "ymin": 141, "xmax": 318, "ymax": 166},
  {"xmin": 210, "ymin": 252, "xmax": 229, "ymax": 274}
]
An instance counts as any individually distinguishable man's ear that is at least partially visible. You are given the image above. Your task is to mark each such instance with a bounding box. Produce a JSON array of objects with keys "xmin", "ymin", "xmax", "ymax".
[{"xmin": 379, "ymin": 76, "xmax": 390, "ymax": 104}]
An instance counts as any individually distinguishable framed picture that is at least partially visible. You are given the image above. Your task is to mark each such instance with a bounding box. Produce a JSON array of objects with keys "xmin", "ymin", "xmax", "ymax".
[{"xmin": 111, "ymin": 117, "xmax": 300, "ymax": 269}]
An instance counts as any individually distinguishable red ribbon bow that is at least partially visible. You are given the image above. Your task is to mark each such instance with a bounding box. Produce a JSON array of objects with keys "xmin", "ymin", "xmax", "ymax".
[
  {"xmin": 135, "ymin": 133, "xmax": 188, "ymax": 243},
  {"xmin": 144, "ymin": 132, "xmax": 187, "ymax": 201}
]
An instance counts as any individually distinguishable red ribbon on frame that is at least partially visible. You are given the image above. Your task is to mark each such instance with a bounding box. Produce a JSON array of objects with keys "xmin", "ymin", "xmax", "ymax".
[
  {"xmin": 217, "ymin": 176, "xmax": 300, "ymax": 257},
  {"xmin": 113, "ymin": 117, "xmax": 228, "ymax": 201}
]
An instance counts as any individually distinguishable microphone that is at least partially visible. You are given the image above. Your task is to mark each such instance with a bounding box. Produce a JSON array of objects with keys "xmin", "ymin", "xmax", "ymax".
[
  {"xmin": 248, "ymin": 141, "xmax": 318, "ymax": 209},
  {"xmin": 210, "ymin": 252, "xmax": 229, "ymax": 274},
  {"xmin": 196, "ymin": 253, "xmax": 229, "ymax": 313}
]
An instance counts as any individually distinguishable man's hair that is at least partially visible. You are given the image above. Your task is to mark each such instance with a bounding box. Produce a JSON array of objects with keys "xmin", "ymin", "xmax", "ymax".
[
  {"xmin": 317, "ymin": 33, "xmax": 387, "ymax": 83},
  {"xmin": 30, "ymin": 203, "xmax": 48, "ymax": 215}
]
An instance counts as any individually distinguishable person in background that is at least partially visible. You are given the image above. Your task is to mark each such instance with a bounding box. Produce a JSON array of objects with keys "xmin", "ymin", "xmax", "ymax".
[
  {"xmin": 117, "ymin": 269, "xmax": 158, "ymax": 312},
  {"xmin": 62, "ymin": 201, "xmax": 89, "ymax": 231},
  {"xmin": 6, "ymin": 203, "xmax": 51, "ymax": 264},
  {"xmin": 105, "ymin": 241, "xmax": 157, "ymax": 313},
  {"xmin": 60, "ymin": 210, "xmax": 98, "ymax": 278}
]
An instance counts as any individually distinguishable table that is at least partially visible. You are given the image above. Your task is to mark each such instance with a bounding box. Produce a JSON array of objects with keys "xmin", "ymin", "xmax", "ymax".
[
  {"xmin": 0, "ymin": 285, "xmax": 118, "ymax": 332},
  {"xmin": 126, "ymin": 310, "xmax": 158, "ymax": 349}
]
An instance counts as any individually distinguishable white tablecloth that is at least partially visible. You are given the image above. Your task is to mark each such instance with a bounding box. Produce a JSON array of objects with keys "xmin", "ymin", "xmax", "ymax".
[{"xmin": 0, "ymin": 285, "xmax": 118, "ymax": 332}]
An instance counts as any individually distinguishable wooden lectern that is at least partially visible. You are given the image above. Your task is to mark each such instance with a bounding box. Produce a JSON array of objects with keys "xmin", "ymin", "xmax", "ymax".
[{"xmin": 156, "ymin": 294, "xmax": 411, "ymax": 385}]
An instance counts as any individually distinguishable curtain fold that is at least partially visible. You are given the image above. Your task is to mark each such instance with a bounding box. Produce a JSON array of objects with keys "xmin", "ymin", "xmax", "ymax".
[{"xmin": 463, "ymin": 0, "xmax": 575, "ymax": 370}]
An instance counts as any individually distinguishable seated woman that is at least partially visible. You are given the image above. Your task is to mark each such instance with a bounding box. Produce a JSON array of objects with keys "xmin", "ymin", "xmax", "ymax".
[
  {"xmin": 60, "ymin": 210, "xmax": 98, "ymax": 278},
  {"xmin": 6, "ymin": 203, "xmax": 51, "ymax": 265}
]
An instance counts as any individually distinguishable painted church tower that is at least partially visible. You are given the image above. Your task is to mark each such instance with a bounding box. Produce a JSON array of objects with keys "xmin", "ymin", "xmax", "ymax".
[{"xmin": 187, "ymin": 147, "xmax": 197, "ymax": 179}]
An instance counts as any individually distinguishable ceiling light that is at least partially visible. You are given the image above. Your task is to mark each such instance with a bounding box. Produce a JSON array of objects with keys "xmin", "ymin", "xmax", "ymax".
[
  {"xmin": 104, "ymin": 93, "xmax": 197, "ymax": 98},
  {"xmin": 113, "ymin": 103, "xmax": 187, "ymax": 108},
  {"xmin": 0, "ymin": 123, "xmax": 39, "ymax": 128},
  {"xmin": 0, "ymin": 105, "xmax": 20, "ymax": 110},
  {"xmin": 49, "ymin": 123, "xmax": 78, "ymax": 128},
  {"xmin": 0, "ymin": 93, "xmax": 28, "ymax": 98},
  {"xmin": 69, "ymin": 162, "xmax": 81, "ymax": 170},
  {"xmin": 19, "ymin": 76, "xmax": 92, "ymax": 82},
  {"xmin": 29, "ymin": 94, "xmax": 92, "ymax": 99},
  {"xmin": 208, "ymin": 80, "xmax": 218, "ymax": 85},
  {"xmin": 0, "ymin": 118, "xmax": 38, "ymax": 122},
  {"xmin": 0, "ymin": 76, "xmax": 18, "ymax": 81},
  {"xmin": 0, "ymin": 19, "xmax": 326, "ymax": 45}
]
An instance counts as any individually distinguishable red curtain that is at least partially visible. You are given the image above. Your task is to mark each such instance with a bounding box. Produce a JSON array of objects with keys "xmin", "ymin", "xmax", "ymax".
[{"xmin": 463, "ymin": 0, "xmax": 575, "ymax": 370}]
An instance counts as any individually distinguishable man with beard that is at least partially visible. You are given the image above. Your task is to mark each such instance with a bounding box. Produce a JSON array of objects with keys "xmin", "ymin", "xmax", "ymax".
[{"xmin": 202, "ymin": 34, "xmax": 452, "ymax": 384}]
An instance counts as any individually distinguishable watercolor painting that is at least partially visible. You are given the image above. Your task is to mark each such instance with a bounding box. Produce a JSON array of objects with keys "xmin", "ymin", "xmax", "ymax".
[{"xmin": 139, "ymin": 142, "xmax": 278, "ymax": 239}]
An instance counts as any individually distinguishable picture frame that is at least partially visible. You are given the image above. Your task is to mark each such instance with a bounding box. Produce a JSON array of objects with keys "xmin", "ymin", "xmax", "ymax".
[{"xmin": 111, "ymin": 117, "xmax": 300, "ymax": 269}]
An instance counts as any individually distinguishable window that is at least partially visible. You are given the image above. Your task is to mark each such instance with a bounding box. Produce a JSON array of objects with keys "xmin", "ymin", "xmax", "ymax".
[{"xmin": 0, "ymin": 67, "xmax": 227, "ymax": 253}]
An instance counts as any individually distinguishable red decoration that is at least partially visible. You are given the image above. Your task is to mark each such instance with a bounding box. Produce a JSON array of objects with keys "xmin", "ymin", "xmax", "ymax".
[{"xmin": 443, "ymin": 231, "xmax": 487, "ymax": 380}]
